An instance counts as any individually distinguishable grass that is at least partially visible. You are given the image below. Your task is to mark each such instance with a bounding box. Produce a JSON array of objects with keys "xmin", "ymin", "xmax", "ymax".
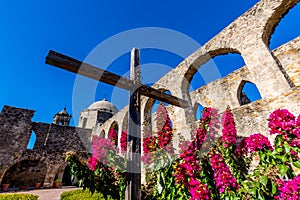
[
  {"xmin": 60, "ymin": 189, "xmax": 114, "ymax": 200},
  {"xmin": 0, "ymin": 194, "xmax": 38, "ymax": 200}
]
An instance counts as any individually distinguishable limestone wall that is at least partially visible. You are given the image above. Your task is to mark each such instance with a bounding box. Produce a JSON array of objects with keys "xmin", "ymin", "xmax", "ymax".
[{"xmin": 0, "ymin": 106, "xmax": 91, "ymax": 187}]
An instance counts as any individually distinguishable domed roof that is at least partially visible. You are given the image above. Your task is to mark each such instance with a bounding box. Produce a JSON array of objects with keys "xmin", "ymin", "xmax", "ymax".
[{"xmin": 87, "ymin": 98, "xmax": 118, "ymax": 113}]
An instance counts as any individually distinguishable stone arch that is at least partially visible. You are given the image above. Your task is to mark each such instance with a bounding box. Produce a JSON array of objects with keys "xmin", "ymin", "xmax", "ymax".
[
  {"xmin": 237, "ymin": 80, "xmax": 262, "ymax": 106},
  {"xmin": 1, "ymin": 159, "xmax": 47, "ymax": 187},
  {"xmin": 262, "ymin": 0, "xmax": 300, "ymax": 47},
  {"xmin": 122, "ymin": 111, "xmax": 128, "ymax": 131},
  {"xmin": 268, "ymin": 2, "xmax": 300, "ymax": 49},
  {"xmin": 143, "ymin": 88, "xmax": 173, "ymax": 136},
  {"xmin": 190, "ymin": 51, "xmax": 246, "ymax": 92},
  {"xmin": 100, "ymin": 130, "xmax": 105, "ymax": 138},
  {"xmin": 62, "ymin": 165, "xmax": 73, "ymax": 186},
  {"xmin": 193, "ymin": 103, "xmax": 204, "ymax": 121},
  {"xmin": 108, "ymin": 121, "xmax": 119, "ymax": 146},
  {"xmin": 55, "ymin": 162, "xmax": 70, "ymax": 185},
  {"xmin": 0, "ymin": 151, "xmax": 44, "ymax": 182},
  {"xmin": 182, "ymin": 48, "xmax": 241, "ymax": 97}
]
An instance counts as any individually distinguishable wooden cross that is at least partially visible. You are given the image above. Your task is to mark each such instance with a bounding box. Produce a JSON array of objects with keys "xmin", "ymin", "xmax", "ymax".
[{"xmin": 45, "ymin": 48, "xmax": 189, "ymax": 200}]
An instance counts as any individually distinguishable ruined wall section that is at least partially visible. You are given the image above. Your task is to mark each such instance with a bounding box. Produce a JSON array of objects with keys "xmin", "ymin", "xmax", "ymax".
[
  {"xmin": 232, "ymin": 86, "xmax": 300, "ymax": 139},
  {"xmin": 190, "ymin": 36, "xmax": 300, "ymax": 111},
  {"xmin": 32, "ymin": 122, "xmax": 89, "ymax": 153},
  {"xmin": 273, "ymin": 36, "xmax": 300, "ymax": 86},
  {"xmin": 0, "ymin": 106, "xmax": 34, "ymax": 169},
  {"xmin": 0, "ymin": 106, "xmax": 91, "ymax": 186},
  {"xmin": 190, "ymin": 67, "xmax": 252, "ymax": 110}
]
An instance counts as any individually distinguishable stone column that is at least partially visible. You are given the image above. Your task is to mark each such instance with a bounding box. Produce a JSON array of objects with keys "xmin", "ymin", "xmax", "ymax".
[{"xmin": 241, "ymin": 39, "xmax": 292, "ymax": 99}]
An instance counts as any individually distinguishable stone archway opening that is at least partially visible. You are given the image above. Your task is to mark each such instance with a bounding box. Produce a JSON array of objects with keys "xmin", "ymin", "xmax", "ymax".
[
  {"xmin": 237, "ymin": 81, "xmax": 262, "ymax": 106},
  {"xmin": 2, "ymin": 159, "xmax": 46, "ymax": 187},
  {"xmin": 144, "ymin": 89, "xmax": 173, "ymax": 135},
  {"xmin": 109, "ymin": 121, "xmax": 119, "ymax": 146},
  {"xmin": 267, "ymin": 2, "xmax": 300, "ymax": 50},
  {"xmin": 189, "ymin": 52, "xmax": 245, "ymax": 92},
  {"xmin": 62, "ymin": 165, "xmax": 73, "ymax": 186},
  {"xmin": 100, "ymin": 130, "xmax": 105, "ymax": 138},
  {"xmin": 193, "ymin": 103, "xmax": 204, "ymax": 121}
]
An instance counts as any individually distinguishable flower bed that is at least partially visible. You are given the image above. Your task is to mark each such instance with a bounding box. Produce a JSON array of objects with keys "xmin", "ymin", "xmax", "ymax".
[{"xmin": 66, "ymin": 106, "xmax": 300, "ymax": 199}]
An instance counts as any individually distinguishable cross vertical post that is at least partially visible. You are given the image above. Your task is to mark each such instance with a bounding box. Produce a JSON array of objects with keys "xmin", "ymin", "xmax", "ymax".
[{"xmin": 125, "ymin": 48, "xmax": 141, "ymax": 200}]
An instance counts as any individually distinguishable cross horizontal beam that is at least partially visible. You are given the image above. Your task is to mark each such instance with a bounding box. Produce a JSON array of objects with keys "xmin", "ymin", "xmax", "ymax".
[{"xmin": 46, "ymin": 50, "xmax": 189, "ymax": 108}]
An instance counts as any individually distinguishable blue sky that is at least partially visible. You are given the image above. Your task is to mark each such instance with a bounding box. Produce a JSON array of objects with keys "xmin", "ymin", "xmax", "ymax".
[{"xmin": 0, "ymin": 0, "xmax": 299, "ymax": 127}]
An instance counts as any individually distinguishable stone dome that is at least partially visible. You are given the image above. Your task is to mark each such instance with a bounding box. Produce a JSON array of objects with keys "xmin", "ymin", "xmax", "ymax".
[{"xmin": 87, "ymin": 99, "xmax": 118, "ymax": 114}]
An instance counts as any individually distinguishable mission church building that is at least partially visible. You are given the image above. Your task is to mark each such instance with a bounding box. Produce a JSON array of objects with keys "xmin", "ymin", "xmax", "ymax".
[{"xmin": 77, "ymin": 98, "xmax": 118, "ymax": 135}]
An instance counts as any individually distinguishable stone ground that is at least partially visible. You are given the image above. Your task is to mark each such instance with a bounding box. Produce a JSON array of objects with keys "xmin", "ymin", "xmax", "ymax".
[{"xmin": 3, "ymin": 186, "xmax": 79, "ymax": 200}]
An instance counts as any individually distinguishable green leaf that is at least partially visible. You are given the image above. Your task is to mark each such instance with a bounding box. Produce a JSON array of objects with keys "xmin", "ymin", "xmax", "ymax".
[
  {"xmin": 258, "ymin": 192, "xmax": 265, "ymax": 200},
  {"xmin": 293, "ymin": 161, "xmax": 300, "ymax": 168},
  {"xmin": 284, "ymin": 144, "xmax": 291, "ymax": 153},
  {"xmin": 271, "ymin": 182, "xmax": 277, "ymax": 194},
  {"xmin": 260, "ymin": 175, "xmax": 268, "ymax": 186},
  {"xmin": 278, "ymin": 164, "xmax": 288, "ymax": 177},
  {"xmin": 275, "ymin": 135, "xmax": 284, "ymax": 147},
  {"xmin": 276, "ymin": 155, "xmax": 287, "ymax": 163}
]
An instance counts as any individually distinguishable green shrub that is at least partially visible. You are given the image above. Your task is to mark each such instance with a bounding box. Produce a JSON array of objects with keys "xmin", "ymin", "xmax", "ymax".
[
  {"xmin": 60, "ymin": 189, "xmax": 114, "ymax": 200},
  {"xmin": 0, "ymin": 194, "xmax": 38, "ymax": 200}
]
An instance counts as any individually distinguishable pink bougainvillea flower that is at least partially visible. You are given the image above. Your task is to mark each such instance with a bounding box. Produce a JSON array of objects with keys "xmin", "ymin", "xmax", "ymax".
[
  {"xmin": 209, "ymin": 150, "xmax": 239, "ymax": 194},
  {"xmin": 120, "ymin": 130, "xmax": 128, "ymax": 152},
  {"xmin": 87, "ymin": 156, "xmax": 98, "ymax": 171},
  {"xmin": 221, "ymin": 107, "xmax": 237, "ymax": 148},
  {"xmin": 268, "ymin": 109, "xmax": 296, "ymax": 135},
  {"xmin": 275, "ymin": 174, "xmax": 300, "ymax": 199}
]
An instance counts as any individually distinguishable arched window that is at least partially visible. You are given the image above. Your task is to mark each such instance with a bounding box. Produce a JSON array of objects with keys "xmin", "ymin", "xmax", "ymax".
[
  {"xmin": 238, "ymin": 81, "xmax": 262, "ymax": 106},
  {"xmin": 109, "ymin": 122, "xmax": 119, "ymax": 146},
  {"xmin": 269, "ymin": 3, "xmax": 300, "ymax": 50},
  {"xmin": 194, "ymin": 103, "xmax": 204, "ymax": 121},
  {"xmin": 100, "ymin": 130, "xmax": 105, "ymax": 138},
  {"xmin": 190, "ymin": 53, "xmax": 245, "ymax": 92},
  {"xmin": 27, "ymin": 130, "xmax": 37, "ymax": 149},
  {"xmin": 151, "ymin": 90, "xmax": 172, "ymax": 113}
]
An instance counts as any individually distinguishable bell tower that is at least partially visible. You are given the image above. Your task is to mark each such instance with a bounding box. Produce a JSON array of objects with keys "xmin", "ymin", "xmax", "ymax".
[{"xmin": 53, "ymin": 107, "xmax": 72, "ymax": 126}]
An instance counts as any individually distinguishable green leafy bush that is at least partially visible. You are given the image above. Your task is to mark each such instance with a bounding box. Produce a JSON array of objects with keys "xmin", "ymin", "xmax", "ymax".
[
  {"xmin": 60, "ymin": 189, "xmax": 114, "ymax": 200},
  {"xmin": 0, "ymin": 194, "xmax": 38, "ymax": 200}
]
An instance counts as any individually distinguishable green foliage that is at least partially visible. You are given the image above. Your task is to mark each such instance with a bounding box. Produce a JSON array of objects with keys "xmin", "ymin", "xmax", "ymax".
[
  {"xmin": 65, "ymin": 152, "xmax": 127, "ymax": 200},
  {"xmin": 142, "ymin": 164, "xmax": 190, "ymax": 200},
  {"xmin": 60, "ymin": 189, "xmax": 114, "ymax": 200},
  {"xmin": 0, "ymin": 194, "xmax": 38, "ymax": 200}
]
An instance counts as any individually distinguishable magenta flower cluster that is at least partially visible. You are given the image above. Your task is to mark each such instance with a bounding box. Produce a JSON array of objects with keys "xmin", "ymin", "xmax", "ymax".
[
  {"xmin": 235, "ymin": 133, "xmax": 273, "ymax": 157},
  {"xmin": 109, "ymin": 129, "xmax": 117, "ymax": 144},
  {"xmin": 175, "ymin": 108, "xmax": 214, "ymax": 185},
  {"xmin": 120, "ymin": 130, "xmax": 128, "ymax": 153},
  {"xmin": 175, "ymin": 142, "xmax": 211, "ymax": 199},
  {"xmin": 209, "ymin": 150, "xmax": 239, "ymax": 194},
  {"xmin": 90, "ymin": 135, "xmax": 116, "ymax": 167},
  {"xmin": 268, "ymin": 109, "xmax": 296, "ymax": 135},
  {"xmin": 142, "ymin": 104, "xmax": 174, "ymax": 165},
  {"xmin": 174, "ymin": 108, "xmax": 217, "ymax": 199},
  {"xmin": 222, "ymin": 108, "xmax": 237, "ymax": 148},
  {"xmin": 156, "ymin": 103, "xmax": 173, "ymax": 149},
  {"xmin": 189, "ymin": 177, "xmax": 211, "ymax": 200},
  {"xmin": 87, "ymin": 156, "xmax": 98, "ymax": 171},
  {"xmin": 275, "ymin": 174, "xmax": 300, "ymax": 199},
  {"xmin": 175, "ymin": 142, "xmax": 202, "ymax": 185},
  {"xmin": 268, "ymin": 109, "xmax": 300, "ymax": 147}
]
